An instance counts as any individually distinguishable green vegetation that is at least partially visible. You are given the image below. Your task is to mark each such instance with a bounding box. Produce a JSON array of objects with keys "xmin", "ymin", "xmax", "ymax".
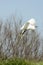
[{"xmin": 0, "ymin": 57, "xmax": 43, "ymax": 65}]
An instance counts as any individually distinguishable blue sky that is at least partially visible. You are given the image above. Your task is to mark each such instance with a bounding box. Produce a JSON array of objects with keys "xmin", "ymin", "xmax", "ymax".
[{"xmin": 0, "ymin": 0, "xmax": 43, "ymax": 35}]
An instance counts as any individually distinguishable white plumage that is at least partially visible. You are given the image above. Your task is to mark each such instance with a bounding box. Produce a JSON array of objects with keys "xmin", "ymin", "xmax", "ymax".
[{"xmin": 20, "ymin": 18, "xmax": 37, "ymax": 34}]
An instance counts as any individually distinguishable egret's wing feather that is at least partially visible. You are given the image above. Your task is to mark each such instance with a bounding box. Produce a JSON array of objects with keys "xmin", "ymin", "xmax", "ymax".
[
  {"xmin": 23, "ymin": 22, "xmax": 29, "ymax": 29},
  {"xmin": 21, "ymin": 22, "xmax": 29, "ymax": 30},
  {"xmin": 20, "ymin": 22, "xmax": 29, "ymax": 34},
  {"xmin": 20, "ymin": 24, "xmax": 25, "ymax": 30}
]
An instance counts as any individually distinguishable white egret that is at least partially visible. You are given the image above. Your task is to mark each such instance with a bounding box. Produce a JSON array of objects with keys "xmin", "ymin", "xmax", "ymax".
[{"xmin": 20, "ymin": 18, "xmax": 37, "ymax": 35}]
